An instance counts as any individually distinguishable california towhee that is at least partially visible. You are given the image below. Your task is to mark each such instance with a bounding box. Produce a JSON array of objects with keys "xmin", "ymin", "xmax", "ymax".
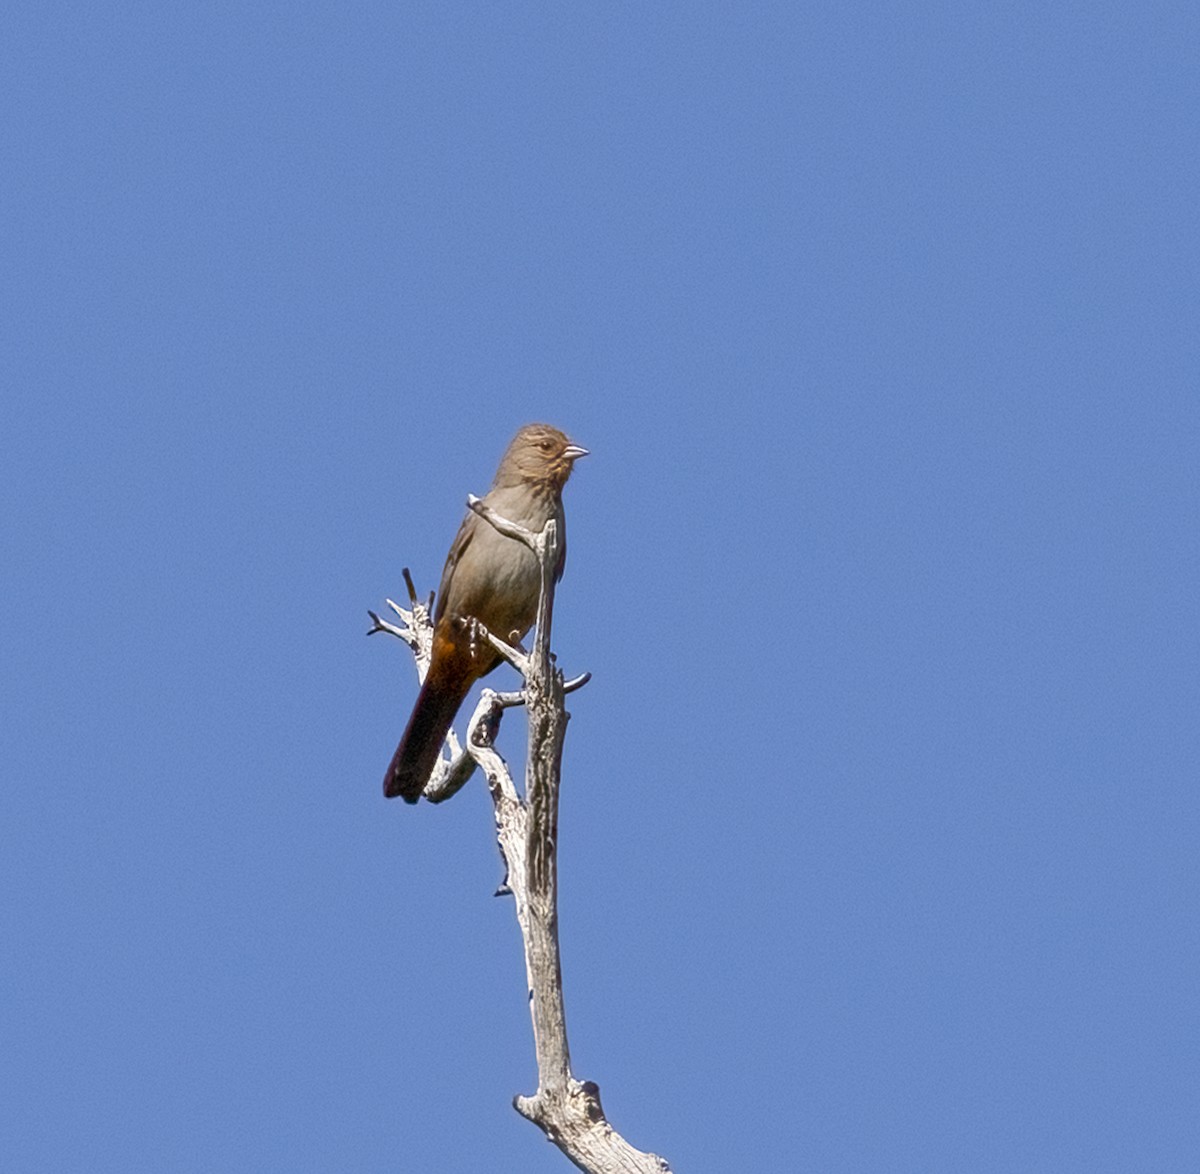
[{"xmin": 383, "ymin": 423, "xmax": 588, "ymax": 802}]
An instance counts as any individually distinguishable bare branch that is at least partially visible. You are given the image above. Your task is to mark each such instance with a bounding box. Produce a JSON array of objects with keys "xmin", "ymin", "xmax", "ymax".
[
  {"xmin": 467, "ymin": 494, "xmax": 539, "ymax": 548},
  {"xmin": 464, "ymin": 506, "xmax": 672, "ymax": 1173},
  {"xmin": 366, "ymin": 592, "xmax": 434, "ymax": 677},
  {"xmin": 423, "ymin": 737, "xmax": 477, "ymax": 804}
]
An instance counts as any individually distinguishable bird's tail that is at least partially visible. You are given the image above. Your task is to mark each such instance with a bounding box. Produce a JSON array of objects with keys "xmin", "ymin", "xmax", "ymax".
[{"xmin": 383, "ymin": 661, "xmax": 472, "ymax": 802}]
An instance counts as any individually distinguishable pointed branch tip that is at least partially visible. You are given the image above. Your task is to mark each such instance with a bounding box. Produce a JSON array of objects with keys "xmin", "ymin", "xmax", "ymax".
[{"xmin": 402, "ymin": 567, "xmax": 418, "ymax": 605}]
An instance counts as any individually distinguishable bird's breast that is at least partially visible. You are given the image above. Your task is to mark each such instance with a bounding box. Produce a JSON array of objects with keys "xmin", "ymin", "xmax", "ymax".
[{"xmin": 448, "ymin": 528, "xmax": 541, "ymax": 642}]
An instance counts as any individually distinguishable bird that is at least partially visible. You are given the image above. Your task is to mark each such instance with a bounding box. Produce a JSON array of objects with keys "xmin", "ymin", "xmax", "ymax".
[{"xmin": 383, "ymin": 423, "xmax": 588, "ymax": 802}]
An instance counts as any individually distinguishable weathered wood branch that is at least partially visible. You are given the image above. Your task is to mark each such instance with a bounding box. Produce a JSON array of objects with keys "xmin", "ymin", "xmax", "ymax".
[
  {"xmin": 373, "ymin": 505, "xmax": 672, "ymax": 1173},
  {"xmin": 367, "ymin": 571, "xmax": 475, "ymax": 803}
]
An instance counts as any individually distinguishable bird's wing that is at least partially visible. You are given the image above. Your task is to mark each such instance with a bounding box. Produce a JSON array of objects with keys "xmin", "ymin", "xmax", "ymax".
[
  {"xmin": 555, "ymin": 513, "xmax": 567, "ymax": 583},
  {"xmin": 433, "ymin": 511, "xmax": 476, "ymax": 623}
]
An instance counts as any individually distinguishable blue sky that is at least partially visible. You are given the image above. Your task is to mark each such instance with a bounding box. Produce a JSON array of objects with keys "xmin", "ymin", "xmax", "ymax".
[{"xmin": 3, "ymin": 2, "xmax": 1198, "ymax": 1170}]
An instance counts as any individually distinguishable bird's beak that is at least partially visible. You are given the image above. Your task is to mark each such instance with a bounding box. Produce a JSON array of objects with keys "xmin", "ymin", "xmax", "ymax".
[{"xmin": 563, "ymin": 444, "xmax": 589, "ymax": 461}]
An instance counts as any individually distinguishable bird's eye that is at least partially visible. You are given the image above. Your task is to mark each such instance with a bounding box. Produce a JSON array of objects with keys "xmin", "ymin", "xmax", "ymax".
[{"xmin": 539, "ymin": 439, "xmax": 554, "ymax": 451}]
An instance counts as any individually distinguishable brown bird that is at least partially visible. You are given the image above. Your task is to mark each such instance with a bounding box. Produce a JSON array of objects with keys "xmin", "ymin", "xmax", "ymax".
[{"xmin": 384, "ymin": 423, "xmax": 588, "ymax": 802}]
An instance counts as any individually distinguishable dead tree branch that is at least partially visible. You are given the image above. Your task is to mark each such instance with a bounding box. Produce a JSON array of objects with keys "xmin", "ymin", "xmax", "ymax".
[{"xmin": 372, "ymin": 501, "xmax": 672, "ymax": 1173}]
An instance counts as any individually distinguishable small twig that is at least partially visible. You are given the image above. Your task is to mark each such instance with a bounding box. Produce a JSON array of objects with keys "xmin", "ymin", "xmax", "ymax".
[
  {"xmin": 469, "ymin": 619, "xmax": 531, "ymax": 678},
  {"xmin": 402, "ymin": 566, "xmax": 420, "ymax": 606},
  {"xmin": 366, "ymin": 609, "xmax": 407, "ymax": 641},
  {"xmin": 562, "ymin": 672, "xmax": 591, "ymax": 694},
  {"xmin": 467, "ymin": 494, "xmax": 538, "ymax": 548},
  {"xmin": 367, "ymin": 593, "xmax": 434, "ymax": 673}
]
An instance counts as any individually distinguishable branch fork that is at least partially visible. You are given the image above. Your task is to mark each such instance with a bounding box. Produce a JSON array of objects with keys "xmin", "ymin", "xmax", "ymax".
[{"xmin": 372, "ymin": 498, "xmax": 672, "ymax": 1174}]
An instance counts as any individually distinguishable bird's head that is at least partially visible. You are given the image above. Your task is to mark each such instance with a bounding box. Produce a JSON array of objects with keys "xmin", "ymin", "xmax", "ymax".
[{"xmin": 496, "ymin": 423, "xmax": 588, "ymax": 490}]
